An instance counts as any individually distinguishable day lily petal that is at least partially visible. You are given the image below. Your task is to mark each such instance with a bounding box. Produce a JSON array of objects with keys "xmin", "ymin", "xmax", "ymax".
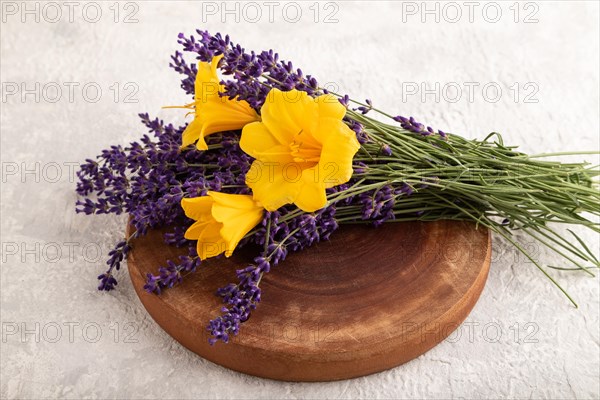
[
  {"xmin": 218, "ymin": 211, "xmax": 264, "ymax": 256},
  {"xmin": 247, "ymin": 161, "xmax": 303, "ymax": 211},
  {"xmin": 316, "ymin": 93, "xmax": 347, "ymax": 120},
  {"xmin": 318, "ymin": 118, "xmax": 361, "ymax": 188},
  {"xmin": 295, "ymin": 167, "xmax": 328, "ymax": 212},
  {"xmin": 194, "ymin": 55, "xmax": 222, "ymax": 103},
  {"xmin": 240, "ymin": 121, "xmax": 283, "ymax": 156},
  {"xmin": 240, "ymin": 122, "xmax": 295, "ymax": 164},
  {"xmin": 261, "ymin": 88, "xmax": 318, "ymax": 144},
  {"xmin": 197, "ymin": 222, "xmax": 227, "ymax": 259},
  {"xmin": 181, "ymin": 196, "xmax": 213, "ymax": 221},
  {"xmin": 184, "ymin": 220, "xmax": 213, "ymax": 241},
  {"xmin": 182, "ymin": 118, "xmax": 208, "ymax": 150},
  {"xmin": 197, "ymin": 101, "xmax": 261, "ymax": 142},
  {"xmin": 247, "ymin": 163, "xmax": 327, "ymax": 212}
]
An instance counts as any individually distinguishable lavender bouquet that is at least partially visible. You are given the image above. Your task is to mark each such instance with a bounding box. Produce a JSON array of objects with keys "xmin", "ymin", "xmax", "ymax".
[{"xmin": 76, "ymin": 31, "xmax": 600, "ymax": 345}]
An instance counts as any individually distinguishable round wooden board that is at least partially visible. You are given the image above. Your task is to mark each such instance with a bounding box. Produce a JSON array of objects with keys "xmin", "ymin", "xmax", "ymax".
[{"xmin": 127, "ymin": 221, "xmax": 491, "ymax": 381}]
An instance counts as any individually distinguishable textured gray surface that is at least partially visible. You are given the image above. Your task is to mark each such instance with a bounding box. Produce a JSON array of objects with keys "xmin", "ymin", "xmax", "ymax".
[{"xmin": 1, "ymin": 1, "xmax": 599, "ymax": 398}]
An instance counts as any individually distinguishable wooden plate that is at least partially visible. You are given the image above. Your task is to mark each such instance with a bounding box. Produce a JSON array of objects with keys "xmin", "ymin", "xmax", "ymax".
[{"xmin": 127, "ymin": 221, "xmax": 491, "ymax": 381}]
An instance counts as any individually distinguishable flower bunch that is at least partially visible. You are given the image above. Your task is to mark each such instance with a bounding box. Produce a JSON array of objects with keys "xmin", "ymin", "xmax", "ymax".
[{"xmin": 76, "ymin": 30, "xmax": 600, "ymax": 344}]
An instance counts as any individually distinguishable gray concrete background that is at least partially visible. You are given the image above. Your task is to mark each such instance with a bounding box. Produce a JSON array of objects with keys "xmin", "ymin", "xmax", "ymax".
[{"xmin": 1, "ymin": 1, "xmax": 599, "ymax": 398}]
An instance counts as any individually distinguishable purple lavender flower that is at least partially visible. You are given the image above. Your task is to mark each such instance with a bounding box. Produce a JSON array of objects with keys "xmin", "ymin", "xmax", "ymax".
[
  {"xmin": 359, "ymin": 185, "xmax": 396, "ymax": 226},
  {"xmin": 170, "ymin": 51, "xmax": 197, "ymax": 96},
  {"xmin": 393, "ymin": 115, "xmax": 447, "ymax": 139},
  {"xmin": 338, "ymin": 94, "xmax": 350, "ymax": 107},
  {"xmin": 208, "ymin": 264, "xmax": 263, "ymax": 344},
  {"xmin": 357, "ymin": 99, "xmax": 373, "ymax": 115},
  {"xmin": 381, "ymin": 144, "xmax": 392, "ymax": 156},
  {"xmin": 97, "ymin": 240, "xmax": 131, "ymax": 291},
  {"xmin": 395, "ymin": 183, "xmax": 414, "ymax": 197},
  {"xmin": 348, "ymin": 119, "xmax": 369, "ymax": 144},
  {"xmin": 97, "ymin": 273, "xmax": 118, "ymax": 291},
  {"xmin": 143, "ymin": 247, "xmax": 201, "ymax": 293}
]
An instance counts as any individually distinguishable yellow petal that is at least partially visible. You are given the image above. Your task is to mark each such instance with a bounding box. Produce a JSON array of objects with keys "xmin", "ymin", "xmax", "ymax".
[
  {"xmin": 195, "ymin": 136, "xmax": 209, "ymax": 151},
  {"xmin": 198, "ymin": 100, "xmax": 259, "ymax": 137},
  {"xmin": 246, "ymin": 161, "xmax": 328, "ymax": 212},
  {"xmin": 196, "ymin": 222, "xmax": 226, "ymax": 260},
  {"xmin": 181, "ymin": 196, "xmax": 214, "ymax": 220},
  {"xmin": 198, "ymin": 100, "xmax": 258, "ymax": 137},
  {"xmin": 184, "ymin": 220, "xmax": 206, "ymax": 240},
  {"xmin": 181, "ymin": 118, "xmax": 202, "ymax": 149},
  {"xmin": 261, "ymin": 89, "xmax": 318, "ymax": 145},
  {"xmin": 246, "ymin": 161, "xmax": 303, "ymax": 211},
  {"xmin": 207, "ymin": 192, "xmax": 254, "ymax": 210},
  {"xmin": 240, "ymin": 121, "xmax": 282, "ymax": 155},
  {"xmin": 317, "ymin": 118, "xmax": 360, "ymax": 188},
  {"xmin": 294, "ymin": 167, "xmax": 327, "ymax": 212},
  {"xmin": 194, "ymin": 55, "xmax": 223, "ymax": 104},
  {"xmin": 207, "ymin": 192, "xmax": 264, "ymax": 257},
  {"xmin": 240, "ymin": 122, "xmax": 295, "ymax": 164},
  {"xmin": 316, "ymin": 93, "xmax": 347, "ymax": 120},
  {"xmin": 221, "ymin": 209, "xmax": 263, "ymax": 257},
  {"xmin": 227, "ymin": 96, "xmax": 258, "ymax": 114}
]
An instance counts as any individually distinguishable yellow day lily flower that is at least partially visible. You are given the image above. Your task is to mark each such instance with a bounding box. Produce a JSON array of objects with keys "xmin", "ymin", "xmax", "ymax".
[
  {"xmin": 179, "ymin": 55, "xmax": 259, "ymax": 151},
  {"xmin": 181, "ymin": 192, "xmax": 264, "ymax": 260},
  {"xmin": 240, "ymin": 88, "xmax": 360, "ymax": 212}
]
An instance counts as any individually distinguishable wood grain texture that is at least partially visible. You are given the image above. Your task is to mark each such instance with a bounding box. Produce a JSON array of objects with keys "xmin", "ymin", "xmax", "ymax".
[{"xmin": 127, "ymin": 220, "xmax": 491, "ymax": 381}]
